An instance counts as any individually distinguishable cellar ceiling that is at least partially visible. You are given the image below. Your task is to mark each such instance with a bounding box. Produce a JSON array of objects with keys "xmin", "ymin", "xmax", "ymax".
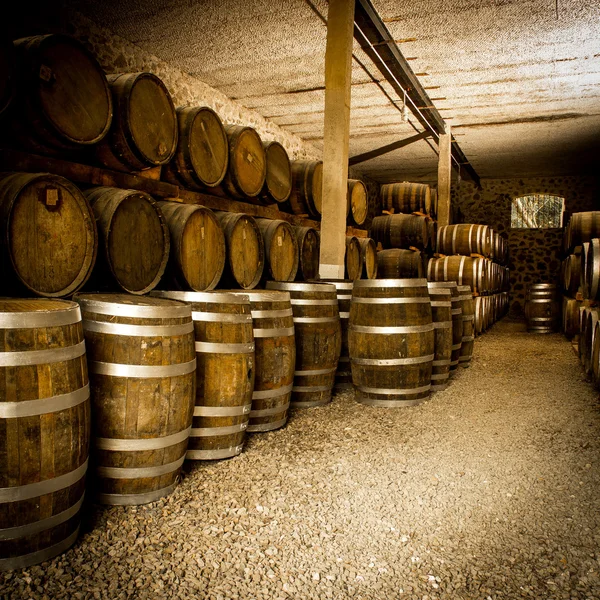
[{"xmin": 68, "ymin": 0, "xmax": 600, "ymax": 183}]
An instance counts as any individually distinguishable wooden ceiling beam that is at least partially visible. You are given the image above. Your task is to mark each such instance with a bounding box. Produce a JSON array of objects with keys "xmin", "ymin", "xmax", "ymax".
[{"xmin": 349, "ymin": 131, "xmax": 432, "ymax": 165}]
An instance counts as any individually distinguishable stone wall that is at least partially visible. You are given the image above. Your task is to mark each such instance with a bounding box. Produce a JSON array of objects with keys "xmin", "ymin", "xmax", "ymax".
[{"xmin": 452, "ymin": 176, "xmax": 599, "ymax": 315}]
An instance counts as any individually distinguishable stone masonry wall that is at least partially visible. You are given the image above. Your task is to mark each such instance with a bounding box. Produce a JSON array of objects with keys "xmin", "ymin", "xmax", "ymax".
[{"xmin": 452, "ymin": 176, "xmax": 599, "ymax": 315}]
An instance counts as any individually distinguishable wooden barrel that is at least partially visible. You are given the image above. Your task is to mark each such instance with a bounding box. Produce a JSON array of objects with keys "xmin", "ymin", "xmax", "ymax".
[
  {"xmin": 583, "ymin": 308, "xmax": 599, "ymax": 376},
  {"xmin": 0, "ymin": 172, "xmax": 97, "ymax": 298},
  {"xmin": 286, "ymin": 161, "xmax": 323, "ymax": 219},
  {"xmin": 428, "ymin": 282, "xmax": 462, "ymax": 375},
  {"xmin": 474, "ymin": 296, "xmax": 484, "ymax": 335},
  {"xmin": 75, "ymin": 294, "xmax": 195, "ymax": 504},
  {"xmin": 347, "ymin": 180, "xmax": 369, "ymax": 227},
  {"xmin": 525, "ymin": 284, "xmax": 559, "ymax": 333},
  {"xmin": 377, "ymin": 248, "xmax": 423, "ymax": 279},
  {"xmin": 579, "ymin": 306, "xmax": 591, "ymax": 366},
  {"xmin": 563, "ymin": 253, "xmax": 581, "ymax": 296},
  {"xmin": 266, "ymin": 282, "xmax": 341, "ymax": 407},
  {"xmin": 157, "ymin": 202, "xmax": 226, "ymax": 291},
  {"xmin": 12, "ymin": 34, "xmax": 112, "ymax": 151},
  {"xmin": 0, "ymin": 39, "xmax": 15, "ymax": 118},
  {"xmin": 380, "ymin": 182, "xmax": 431, "ymax": 215},
  {"xmin": 349, "ymin": 279, "xmax": 434, "ymax": 406},
  {"xmin": 562, "ymin": 296, "xmax": 580, "ymax": 337},
  {"xmin": 581, "ymin": 242, "xmax": 590, "ymax": 299},
  {"xmin": 215, "ymin": 212, "xmax": 264, "ymax": 289},
  {"xmin": 228, "ymin": 290, "xmax": 295, "ymax": 431},
  {"xmin": 436, "ymin": 224, "xmax": 492, "ymax": 257},
  {"xmin": 260, "ymin": 141, "xmax": 292, "ymax": 204},
  {"xmin": 426, "ymin": 219, "xmax": 438, "ymax": 253},
  {"xmin": 370, "ymin": 214, "xmax": 428, "ymax": 250},
  {"xmin": 427, "ymin": 284, "xmax": 452, "ymax": 391},
  {"xmin": 0, "ymin": 299, "xmax": 89, "ymax": 570},
  {"xmin": 345, "ymin": 236, "xmax": 362, "ymax": 281},
  {"xmin": 430, "ymin": 188, "xmax": 438, "ymax": 220},
  {"xmin": 358, "ymin": 238, "xmax": 378, "ymax": 279},
  {"xmin": 457, "ymin": 285, "xmax": 475, "ymax": 367},
  {"xmin": 96, "ymin": 72, "xmax": 177, "ymax": 171},
  {"xmin": 586, "ymin": 238, "xmax": 600, "ymax": 301},
  {"xmin": 568, "ymin": 212, "xmax": 600, "ymax": 251},
  {"xmin": 163, "ymin": 106, "xmax": 228, "ymax": 190},
  {"xmin": 151, "ymin": 291, "xmax": 254, "ymax": 458},
  {"xmin": 294, "ymin": 226, "xmax": 320, "ymax": 281},
  {"xmin": 593, "ymin": 320, "xmax": 600, "ymax": 388},
  {"xmin": 426, "ymin": 256, "xmax": 486, "ymax": 294},
  {"xmin": 256, "ymin": 218, "xmax": 299, "ymax": 282},
  {"xmin": 85, "ymin": 187, "xmax": 170, "ymax": 294}
]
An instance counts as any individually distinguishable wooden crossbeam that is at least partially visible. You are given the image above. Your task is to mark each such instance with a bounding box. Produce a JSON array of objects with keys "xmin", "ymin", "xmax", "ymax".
[{"xmin": 348, "ymin": 131, "xmax": 432, "ymax": 165}]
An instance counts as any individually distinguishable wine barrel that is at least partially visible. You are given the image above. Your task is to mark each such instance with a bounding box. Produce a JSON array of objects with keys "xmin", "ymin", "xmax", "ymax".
[
  {"xmin": 96, "ymin": 72, "xmax": 177, "ymax": 171},
  {"xmin": 586, "ymin": 238, "xmax": 600, "ymax": 301},
  {"xmin": 157, "ymin": 202, "xmax": 226, "ymax": 291},
  {"xmin": 75, "ymin": 294, "xmax": 195, "ymax": 504},
  {"xmin": 430, "ymin": 188, "xmax": 438, "ymax": 220},
  {"xmin": 215, "ymin": 212, "xmax": 264, "ymax": 289},
  {"xmin": 163, "ymin": 106, "xmax": 228, "ymax": 190},
  {"xmin": 151, "ymin": 291, "xmax": 254, "ymax": 458},
  {"xmin": 12, "ymin": 34, "xmax": 112, "ymax": 151},
  {"xmin": 562, "ymin": 296, "xmax": 580, "ymax": 338},
  {"xmin": 568, "ymin": 212, "xmax": 600, "ymax": 251},
  {"xmin": 427, "ymin": 284, "xmax": 452, "ymax": 391},
  {"xmin": 85, "ymin": 187, "xmax": 170, "ymax": 294},
  {"xmin": 428, "ymin": 282, "xmax": 462, "ymax": 375},
  {"xmin": 0, "ymin": 299, "xmax": 89, "ymax": 570},
  {"xmin": 260, "ymin": 141, "xmax": 292, "ymax": 204},
  {"xmin": 592, "ymin": 320, "xmax": 600, "ymax": 388},
  {"xmin": 0, "ymin": 39, "xmax": 15, "ymax": 118},
  {"xmin": 358, "ymin": 238, "xmax": 378, "ymax": 279},
  {"xmin": 426, "ymin": 256, "xmax": 486, "ymax": 294},
  {"xmin": 228, "ymin": 290, "xmax": 295, "ymax": 432},
  {"xmin": 349, "ymin": 279, "xmax": 434, "ymax": 406},
  {"xmin": 525, "ymin": 284, "xmax": 559, "ymax": 333},
  {"xmin": 474, "ymin": 296, "xmax": 484, "ymax": 335},
  {"xmin": 345, "ymin": 236, "xmax": 362, "ymax": 281},
  {"xmin": 286, "ymin": 161, "xmax": 322, "ymax": 219},
  {"xmin": 347, "ymin": 179, "xmax": 369, "ymax": 227},
  {"xmin": 583, "ymin": 308, "xmax": 599, "ymax": 376},
  {"xmin": 377, "ymin": 248, "xmax": 424, "ymax": 279},
  {"xmin": 294, "ymin": 226, "xmax": 320, "ymax": 281},
  {"xmin": 380, "ymin": 182, "xmax": 431, "ymax": 215},
  {"xmin": 581, "ymin": 242, "xmax": 590, "ymax": 299},
  {"xmin": 579, "ymin": 306, "xmax": 592, "ymax": 366},
  {"xmin": 266, "ymin": 282, "xmax": 341, "ymax": 407},
  {"xmin": 426, "ymin": 218, "xmax": 438, "ymax": 253},
  {"xmin": 562, "ymin": 254, "xmax": 581, "ymax": 296},
  {"xmin": 436, "ymin": 224, "xmax": 492, "ymax": 258},
  {"xmin": 0, "ymin": 172, "xmax": 97, "ymax": 298},
  {"xmin": 256, "ymin": 218, "xmax": 299, "ymax": 282},
  {"xmin": 218, "ymin": 125, "xmax": 267, "ymax": 200},
  {"xmin": 457, "ymin": 285, "xmax": 474, "ymax": 367},
  {"xmin": 370, "ymin": 214, "xmax": 428, "ymax": 250}
]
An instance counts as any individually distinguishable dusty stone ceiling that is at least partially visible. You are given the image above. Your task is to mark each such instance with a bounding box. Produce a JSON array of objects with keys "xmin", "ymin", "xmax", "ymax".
[{"xmin": 69, "ymin": 0, "xmax": 600, "ymax": 183}]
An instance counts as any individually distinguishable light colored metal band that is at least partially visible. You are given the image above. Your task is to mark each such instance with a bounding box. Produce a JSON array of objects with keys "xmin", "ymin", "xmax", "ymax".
[
  {"xmin": 337, "ymin": 294, "xmax": 352, "ymax": 301},
  {"xmin": 0, "ymin": 490, "xmax": 84, "ymax": 540},
  {"xmin": 431, "ymin": 382, "xmax": 448, "ymax": 391},
  {"xmin": 83, "ymin": 320, "xmax": 194, "ymax": 337},
  {"xmin": 247, "ymin": 417, "xmax": 288, "ymax": 432},
  {"xmin": 251, "ymin": 308, "xmax": 293, "ymax": 318},
  {"xmin": 351, "ymin": 297, "xmax": 430, "ymax": 304},
  {"xmin": 451, "ymin": 343, "xmax": 462, "ymax": 350},
  {"xmin": 290, "ymin": 299, "xmax": 338, "ymax": 306},
  {"xmin": 451, "ymin": 309, "xmax": 462, "ymax": 315},
  {"xmin": 96, "ymin": 456, "xmax": 185, "ymax": 479},
  {"xmin": 0, "ymin": 383, "xmax": 89, "ymax": 419},
  {"xmin": 458, "ymin": 256, "xmax": 466, "ymax": 285},
  {"xmin": 430, "ymin": 301, "xmax": 451, "ymax": 307},
  {"xmin": 186, "ymin": 446, "xmax": 243, "ymax": 460},
  {"xmin": 90, "ymin": 358, "xmax": 196, "ymax": 378},
  {"xmin": 339, "ymin": 312, "xmax": 350, "ymax": 319},
  {"xmin": 458, "ymin": 295, "xmax": 473, "ymax": 301},
  {"xmin": 0, "ymin": 306, "xmax": 81, "ymax": 329},
  {"xmin": 468, "ymin": 224, "xmax": 475, "ymax": 254},
  {"xmin": 97, "ymin": 483, "xmax": 177, "ymax": 506},
  {"xmin": 357, "ymin": 383, "xmax": 431, "ymax": 395},
  {"xmin": 95, "ymin": 426, "xmax": 191, "ymax": 452},
  {"xmin": 78, "ymin": 299, "xmax": 189, "ymax": 319},
  {"xmin": 295, "ymin": 366, "xmax": 337, "ymax": 376},
  {"xmin": 459, "ymin": 356, "xmax": 473, "ymax": 362},
  {"xmin": 0, "ymin": 340, "xmax": 86, "ymax": 367},
  {"xmin": 338, "ymin": 356, "xmax": 350, "ymax": 364},
  {"xmin": 528, "ymin": 317, "xmax": 555, "ymax": 322},
  {"xmin": 153, "ymin": 290, "xmax": 250, "ymax": 304},
  {"xmin": 0, "ymin": 459, "xmax": 88, "ymax": 503},
  {"xmin": 433, "ymin": 322, "xmax": 452, "ymax": 329},
  {"xmin": 443, "ymin": 256, "xmax": 448, "ymax": 281},
  {"xmin": 349, "ymin": 324, "xmax": 434, "ymax": 334},
  {"xmin": 252, "ymin": 382, "xmax": 294, "ymax": 400},
  {"xmin": 191, "ymin": 422, "xmax": 248, "ymax": 437},
  {"xmin": 192, "ymin": 311, "xmax": 252, "ymax": 323},
  {"xmin": 450, "ymin": 359, "xmax": 459, "ymax": 366},
  {"xmin": 194, "ymin": 404, "xmax": 251, "ymax": 417},
  {"xmin": 527, "ymin": 299, "xmax": 554, "ymax": 303},
  {"xmin": 292, "ymin": 385, "xmax": 332, "ymax": 393},
  {"xmin": 293, "ymin": 317, "xmax": 339, "ymax": 324},
  {"xmin": 432, "ymin": 359, "xmax": 451, "ymax": 366},
  {"xmin": 352, "ymin": 353, "xmax": 434, "ymax": 366},
  {"xmin": 195, "ymin": 341, "xmax": 254, "ymax": 354},
  {"xmin": 291, "ymin": 400, "xmax": 329, "ymax": 407},
  {"xmin": 353, "ymin": 279, "xmax": 427, "ymax": 288},
  {"xmin": 267, "ymin": 282, "xmax": 336, "ymax": 292},
  {"xmin": 462, "ymin": 314, "xmax": 475, "ymax": 321},
  {"xmin": 253, "ymin": 326, "xmax": 295, "ymax": 338},
  {"xmin": 452, "ymin": 224, "xmax": 458, "ymax": 254},
  {"xmin": 0, "ymin": 493, "xmax": 84, "ymax": 540},
  {"xmin": 0, "ymin": 526, "xmax": 80, "ymax": 572},
  {"xmin": 431, "ymin": 373, "xmax": 450, "ymax": 381},
  {"xmin": 250, "ymin": 403, "xmax": 290, "ymax": 417}
]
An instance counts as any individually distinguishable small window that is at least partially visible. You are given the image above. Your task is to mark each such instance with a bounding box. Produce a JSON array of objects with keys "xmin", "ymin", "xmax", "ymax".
[{"xmin": 511, "ymin": 194, "xmax": 565, "ymax": 229}]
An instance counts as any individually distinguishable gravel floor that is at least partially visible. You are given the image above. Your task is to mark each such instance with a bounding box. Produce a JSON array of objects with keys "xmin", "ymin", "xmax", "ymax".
[{"xmin": 3, "ymin": 318, "xmax": 600, "ymax": 600}]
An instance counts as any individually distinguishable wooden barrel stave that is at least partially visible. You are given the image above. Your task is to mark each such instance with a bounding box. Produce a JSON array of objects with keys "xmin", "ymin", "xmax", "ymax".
[
  {"xmin": 358, "ymin": 238, "xmax": 378, "ymax": 279},
  {"xmin": 525, "ymin": 284, "xmax": 559, "ymax": 333},
  {"xmin": 256, "ymin": 218, "xmax": 299, "ymax": 282},
  {"xmin": 436, "ymin": 224, "xmax": 492, "ymax": 258},
  {"xmin": 370, "ymin": 214, "xmax": 428, "ymax": 250},
  {"xmin": 457, "ymin": 285, "xmax": 475, "ymax": 367},
  {"xmin": 260, "ymin": 141, "xmax": 292, "ymax": 204},
  {"xmin": 380, "ymin": 182, "xmax": 431, "ymax": 215},
  {"xmin": 294, "ymin": 226, "xmax": 320, "ymax": 281},
  {"xmin": 345, "ymin": 236, "xmax": 362, "ymax": 281},
  {"xmin": 347, "ymin": 179, "xmax": 369, "ymax": 227},
  {"xmin": 377, "ymin": 248, "xmax": 423, "ymax": 279},
  {"xmin": 284, "ymin": 161, "xmax": 323, "ymax": 219},
  {"xmin": 427, "ymin": 284, "xmax": 452, "ymax": 391},
  {"xmin": 427, "ymin": 282, "xmax": 462, "ymax": 375}
]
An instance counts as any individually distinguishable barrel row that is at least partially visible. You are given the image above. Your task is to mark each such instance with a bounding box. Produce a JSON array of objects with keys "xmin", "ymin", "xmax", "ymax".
[
  {"xmin": 380, "ymin": 182, "xmax": 437, "ymax": 220},
  {"xmin": 436, "ymin": 224, "xmax": 508, "ymax": 264},
  {"xmin": 427, "ymin": 256, "xmax": 510, "ymax": 295},
  {"xmin": 563, "ymin": 211, "xmax": 600, "ymax": 255}
]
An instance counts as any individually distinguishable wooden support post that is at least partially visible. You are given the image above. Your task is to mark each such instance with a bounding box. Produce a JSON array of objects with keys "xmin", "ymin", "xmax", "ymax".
[
  {"xmin": 437, "ymin": 124, "xmax": 452, "ymax": 227},
  {"xmin": 319, "ymin": 0, "xmax": 355, "ymax": 279}
]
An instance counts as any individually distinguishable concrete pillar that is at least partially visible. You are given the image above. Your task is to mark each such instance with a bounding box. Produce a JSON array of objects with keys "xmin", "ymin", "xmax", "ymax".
[
  {"xmin": 319, "ymin": 0, "xmax": 355, "ymax": 279},
  {"xmin": 437, "ymin": 124, "xmax": 452, "ymax": 227}
]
